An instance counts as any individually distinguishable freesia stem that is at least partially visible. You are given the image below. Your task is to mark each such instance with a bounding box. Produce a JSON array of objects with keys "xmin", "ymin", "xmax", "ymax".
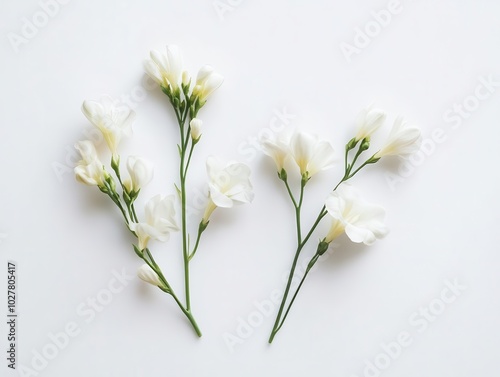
[
  {"xmin": 269, "ymin": 141, "xmax": 373, "ymax": 342},
  {"xmin": 143, "ymin": 249, "xmax": 202, "ymax": 336},
  {"xmin": 275, "ymin": 253, "xmax": 320, "ymax": 334},
  {"xmin": 268, "ymin": 208, "xmax": 327, "ymax": 343}
]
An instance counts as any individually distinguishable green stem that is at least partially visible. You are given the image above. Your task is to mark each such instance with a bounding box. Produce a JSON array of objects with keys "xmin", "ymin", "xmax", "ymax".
[
  {"xmin": 269, "ymin": 242, "xmax": 304, "ymax": 343},
  {"xmin": 143, "ymin": 249, "xmax": 202, "ymax": 336},
  {"xmin": 188, "ymin": 223, "xmax": 205, "ymax": 261},
  {"xmin": 269, "ymin": 153, "xmax": 378, "ymax": 342},
  {"xmin": 283, "ymin": 179, "xmax": 298, "ymax": 208},
  {"xmin": 275, "ymin": 253, "xmax": 320, "ymax": 333},
  {"xmin": 179, "ymin": 123, "xmax": 191, "ymax": 312},
  {"xmin": 184, "ymin": 140, "xmax": 196, "ymax": 178}
]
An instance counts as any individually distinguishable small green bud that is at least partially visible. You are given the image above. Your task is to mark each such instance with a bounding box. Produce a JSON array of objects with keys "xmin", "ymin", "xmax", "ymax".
[
  {"xmin": 105, "ymin": 174, "xmax": 116, "ymax": 192},
  {"xmin": 367, "ymin": 156, "xmax": 381, "ymax": 164},
  {"xmin": 360, "ymin": 137, "xmax": 370, "ymax": 151},
  {"xmin": 346, "ymin": 138, "xmax": 358, "ymax": 151},
  {"xmin": 278, "ymin": 168, "xmax": 287, "ymax": 181},
  {"xmin": 316, "ymin": 239, "xmax": 329, "ymax": 256},
  {"xmin": 301, "ymin": 173, "xmax": 310, "ymax": 187},
  {"xmin": 111, "ymin": 156, "xmax": 120, "ymax": 171},
  {"xmin": 161, "ymin": 85, "xmax": 171, "ymax": 98}
]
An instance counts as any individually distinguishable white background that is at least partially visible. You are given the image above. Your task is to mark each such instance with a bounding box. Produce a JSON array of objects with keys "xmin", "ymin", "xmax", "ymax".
[{"xmin": 1, "ymin": 0, "xmax": 500, "ymax": 376}]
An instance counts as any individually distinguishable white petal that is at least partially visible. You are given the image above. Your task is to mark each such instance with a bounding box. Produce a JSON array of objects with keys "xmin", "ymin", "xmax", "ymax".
[
  {"xmin": 202, "ymin": 73, "xmax": 224, "ymax": 97},
  {"xmin": 143, "ymin": 59, "xmax": 163, "ymax": 85},
  {"xmin": 137, "ymin": 264, "xmax": 163, "ymax": 287},
  {"xmin": 81, "ymin": 100, "xmax": 103, "ymax": 125},
  {"xmin": 308, "ymin": 140, "xmax": 336, "ymax": 175},
  {"xmin": 209, "ymin": 185, "xmax": 234, "ymax": 208},
  {"xmin": 150, "ymin": 50, "xmax": 168, "ymax": 74},
  {"xmin": 196, "ymin": 65, "xmax": 214, "ymax": 84},
  {"xmin": 165, "ymin": 45, "xmax": 183, "ymax": 83}
]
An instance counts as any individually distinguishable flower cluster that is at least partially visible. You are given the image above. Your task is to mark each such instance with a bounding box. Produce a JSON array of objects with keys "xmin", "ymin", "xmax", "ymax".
[
  {"xmin": 262, "ymin": 106, "xmax": 421, "ymax": 343},
  {"xmin": 74, "ymin": 45, "xmax": 253, "ymax": 337},
  {"xmin": 143, "ymin": 45, "xmax": 224, "ymax": 114}
]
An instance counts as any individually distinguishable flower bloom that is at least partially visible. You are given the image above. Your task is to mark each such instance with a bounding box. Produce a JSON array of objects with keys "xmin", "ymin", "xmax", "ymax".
[
  {"xmin": 202, "ymin": 156, "xmax": 254, "ymax": 223},
  {"xmin": 137, "ymin": 264, "xmax": 164, "ymax": 289},
  {"xmin": 192, "ymin": 65, "xmax": 224, "ymax": 104},
  {"xmin": 144, "ymin": 45, "xmax": 183, "ymax": 92},
  {"xmin": 190, "ymin": 118, "xmax": 202, "ymax": 141},
  {"xmin": 374, "ymin": 117, "xmax": 422, "ymax": 158},
  {"xmin": 290, "ymin": 131, "xmax": 335, "ymax": 179},
  {"xmin": 124, "ymin": 156, "xmax": 154, "ymax": 193},
  {"xmin": 74, "ymin": 140, "xmax": 107, "ymax": 187},
  {"xmin": 131, "ymin": 195, "xmax": 179, "ymax": 250},
  {"xmin": 354, "ymin": 106, "xmax": 387, "ymax": 141},
  {"xmin": 81, "ymin": 96, "xmax": 135, "ymax": 157},
  {"xmin": 324, "ymin": 184, "xmax": 388, "ymax": 245},
  {"xmin": 260, "ymin": 129, "xmax": 293, "ymax": 172}
]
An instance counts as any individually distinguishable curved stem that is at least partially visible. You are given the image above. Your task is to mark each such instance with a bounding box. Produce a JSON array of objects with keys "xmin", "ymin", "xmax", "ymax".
[
  {"xmin": 276, "ymin": 254, "xmax": 320, "ymax": 333},
  {"xmin": 283, "ymin": 179, "xmax": 298, "ymax": 208},
  {"xmin": 269, "ymin": 242, "xmax": 304, "ymax": 343},
  {"xmin": 143, "ymin": 249, "xmax": 202, "ymax": 336},
  {"xmin": 188, "ymin": 223, "xmax": 205, "ymax": 261}
]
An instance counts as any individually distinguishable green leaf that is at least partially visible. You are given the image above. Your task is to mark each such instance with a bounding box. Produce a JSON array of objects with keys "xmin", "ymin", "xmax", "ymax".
[{"xmin": 174, "ymin": 183, "xmax": 181, "ymax": 198}]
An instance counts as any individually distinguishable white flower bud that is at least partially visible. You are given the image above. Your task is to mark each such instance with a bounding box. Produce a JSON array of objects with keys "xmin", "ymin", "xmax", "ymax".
[
  {"xmin": 137, "ymin": 264, "xmax": 164, "ymax": 288},
  {"xmin": 190, "ymin": 118, "xmax": 202, "ymax": 141},
  {"xmin": 126, "ymin": 156, "xmax": 154, "ymax": 193}
]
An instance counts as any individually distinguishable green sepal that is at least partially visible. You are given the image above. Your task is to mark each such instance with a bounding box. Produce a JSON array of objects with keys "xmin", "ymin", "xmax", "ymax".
[
  {"xmin": 346, "ymin": 137, "xmax": 358, "ymax": 151},
  {"xmin": 133, "ymin": 244, "xmax": 143, "ymax": 258},
  {"xmin": 360, "ymin": 137, "xmax": 370, "ymax": 151},
  {"xmin": 366, "ymin": 156, "xmax": 381, "ymax": 164},
  {"xmin": 199, "ymin": 220, "xmax": 209, "ymax": 233},
  {"xmin": 174, "ymin": 183, "xmax": 181, "ymax": 198},
  {"xmin": 316, "ymin": 239, "xmax": 329, "ymax": 256},
  {"xmin": 277, "ymin": 168, "xmax": 287, "ymax": 181}
]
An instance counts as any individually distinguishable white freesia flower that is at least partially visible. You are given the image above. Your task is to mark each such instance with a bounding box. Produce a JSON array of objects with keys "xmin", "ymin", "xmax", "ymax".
[
  {"xmin": 374, "ymin": 117, "xmax": 422, "ymax": 158},
  {"xmin": 290, "ymin": 131, "xmax": 335, "ymax": 178},
  {"xmin": 202, "ymin": 156, "xmax": 254, "ymax": 223},
  {"xmin": 74, "ymin": 140, "xmax": 107, "ymax": 187},
  {"xmin": 131, "ymin": 195, "xmax": 179, "ymax": 250},
  {"xmin": 324, "ymin": 184, "xmax": 388, "ymax": 245},
  {"xmin": 144, "ymin": 45, "xmax": 183, "ymax": 92},
  {"xmin": 260, "ymin": 129, "xmax": 293, "ymax": 172},
  {"xmin": 192, "ymin": 65, "xmax": 224, "ymax": 104},
  {"xmin": 124, "ymin": 156, "xmax": 154, "ymax": 193},
  {"xmin": 355, "ymin": 106, "xmax": 387, "ymax": 141},
  {"xmin": 137, "ymin": 264, "xmax": 164, "ymax": 288},
  {"xmin": 190, "ymin": 118, "xmax": 202, "ymax": 141},
  {"xmin": 81, "ymin": 96, "xmax": 135, "ymax": 157}
]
